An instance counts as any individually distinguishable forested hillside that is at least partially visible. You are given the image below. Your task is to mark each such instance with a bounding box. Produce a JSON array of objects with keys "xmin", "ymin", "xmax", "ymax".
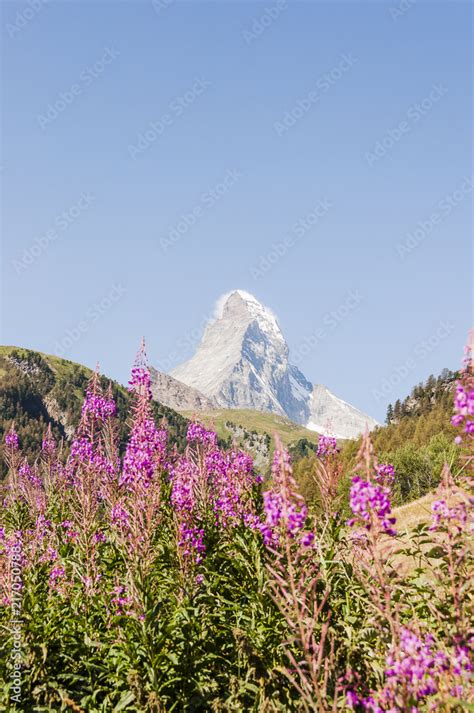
[
  {"xmin": 0, "ymin": 346, "xmax": 189, "ymax": 475},
  {"xmin": 336, "ymin": 368, "xmax": 459, "ymax": 506}
]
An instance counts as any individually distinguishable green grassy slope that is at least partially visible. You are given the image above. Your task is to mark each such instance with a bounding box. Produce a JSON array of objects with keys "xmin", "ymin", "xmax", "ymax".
[{"xmin": 181, "ymin": 407, "xmax": 319, "ymax": 447}]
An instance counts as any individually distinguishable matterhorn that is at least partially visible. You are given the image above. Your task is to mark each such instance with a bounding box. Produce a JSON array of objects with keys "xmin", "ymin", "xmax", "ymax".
[{"xmin": 167, "ymin": 290, "xmax": 378, "ymax": 439}]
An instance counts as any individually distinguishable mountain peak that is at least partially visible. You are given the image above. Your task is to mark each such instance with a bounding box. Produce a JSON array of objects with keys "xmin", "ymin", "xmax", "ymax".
[
  {"xmin": 213, "ymin": 289, "xmax": 283, "ymax": 341},
  {"xmin": 170, "ymin": 291, "xmax": 379, "ymax": 438}
]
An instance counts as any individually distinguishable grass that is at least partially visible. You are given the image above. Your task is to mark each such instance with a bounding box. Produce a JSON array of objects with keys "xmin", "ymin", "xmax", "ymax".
[{"xmin": 181, "ymin": 407, "xmax": 320, "ymax": 448}]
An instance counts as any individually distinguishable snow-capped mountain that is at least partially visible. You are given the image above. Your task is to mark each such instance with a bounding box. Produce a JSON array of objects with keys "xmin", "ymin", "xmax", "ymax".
[
  {"xmin": 171, "ymin": 290, "xmax": 312, "ymax": 423},
  {"xmin": 170, "ymin": 290, "xmax": 378, "ymax": 439}
]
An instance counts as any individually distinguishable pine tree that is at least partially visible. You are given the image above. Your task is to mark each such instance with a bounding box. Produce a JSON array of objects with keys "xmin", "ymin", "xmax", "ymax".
[{"xmin": 393, "ymin": 399, "xmax": 402, "ymax": 421}]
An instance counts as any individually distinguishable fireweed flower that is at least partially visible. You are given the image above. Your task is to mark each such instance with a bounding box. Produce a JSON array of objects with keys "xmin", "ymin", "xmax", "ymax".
[
  {"xmin": 452, "ymin": 645, "xmax": 472, "ymax": 677},
  {"xmin": 120, "ymin": 341, "xmax": 167, "ymax": 487},
  {"xmin": 49, "ymin": 566, "xmax": 66, "ymax": 590},
  {"xmin": 5, "ymin": 425, "xmax": 19, "ymax": 450},
  {"xmin": 177, "ymin": 522, "xmax": 205, "ymax": 563},
  {"xmin": 374, "ymin": 463, "xmax": 395, "ymax": 488},
  {"xmin": 41, "ymin": 425, "xmax": 56, "ymax": 457},
  {"xmin": 430, "ymin": 498, "xmax": 472, "ymax": 533},
  {"xmin": 81, "ymin": 389, "xmax": 116, "ymax": 422},
  {"xmin": 110, "ymin": 503, "xmax": 131, "ymax": 530},
  {"xmin": 170, "ymin": 457, "xmax": 206, "ymax": 564},
  {"xmin": 316, "ymin": 435, "xmax": 339, "ymax": 458},
  {"xmin": 451, "ymin": 381, "xmax": 474, "ymax": 441},
  {"xmin": 111, "ymin": 585, "xmax": 132, "ymax": 615},
  {"xmin": 67, "ymin": 369, "xmax": 118, "ymax": 487},
  {"xmin": 35, "ymin": 515, "xmax": 52, "ymax": 539},
  {"xmin": 363, "ymin": 629, "xmax": 473, "ymax": 709},
  {"xmin": 40, "ymin": 547, "xmax": 58, "ymax": 564},
  {"xmin": 348, "ymin": 476, "xmax": 396, "ymax": 536},
  {"xmin": 187, "ymin": 422, "xmax": 217, "ymax": 447},
  {"xmin": 128, "ymin": 365, "xmax": 152, "ymax": 393},
  {"xmin": 18, "ymin": 460, "xmax": 41, "ymax": 489},
  {"xmin": 70, "ymin": 437, "xmax": 94, "ymax": 464},
  {"xmin": 450, "ymin": 344, "xmax": 474, "ymax": 443},
  {"xmin": 345, "ymin": 690, "xmax": 361, "ymax": 709},
  {"xmin": 60, "ymin": 520, "xmax": 79, "ymax": 542},
  {"xmin": 259, "ymin": 446, "xmax": 313, "ymax": 548},
  {"xmin": 121, "ymin": 419, "xmax": 167, "ymax": 486},
  {"xmin": 384, "ymin": 629, "xmax": 442, "ymax": 696},
  {"xmin": 205, "ymin": 447, "xmax": 260, "ymax": 527}
]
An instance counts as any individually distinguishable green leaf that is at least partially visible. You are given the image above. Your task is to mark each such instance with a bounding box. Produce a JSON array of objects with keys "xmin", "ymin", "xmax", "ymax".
[{"xmin": 113, "ymin": 691, "xmax": 135, "ymax": 711}]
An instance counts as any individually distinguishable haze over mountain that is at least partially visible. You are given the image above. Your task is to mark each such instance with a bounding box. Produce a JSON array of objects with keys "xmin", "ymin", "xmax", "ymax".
[{"xmin": 169, "ymin": 290, "xmax": 378, "ymax": 439}]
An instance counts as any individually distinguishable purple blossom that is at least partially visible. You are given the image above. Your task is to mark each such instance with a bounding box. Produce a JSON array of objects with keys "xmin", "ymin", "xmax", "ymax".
[
  {"xmin": 316, "ymin": 435, "xmax": 339, "ymax": 458},
  {"xmin": 346, "ymin": 690, "xmax": 360, "ymax": 709},
  {"xmin": 177, "ymin": 523, "xmax": 205, "ymax": 563},
  {"xmin": 81, "ymin": 390, "xmax": 116, "ymax": 422},
  {"xmin": 60, "ymin": 520, "xmax": 79, "ymax": 542},
  {"xmin": 453, "ymin": 646, "xmax": 472, "ymax": 676},
  {"xmin": 187, "ymin": 422, "xmax": 217, "ymax": 447},
  {"xmin": 70, "ymin": 437, "xmax": 94, "ymax": 463},
  {"xmin": 49, "ymin": 566, "xmax": 66, "ymax": 589},
  {"xmin": 128, "ymin": 365, "xmax": 151, "ymax": 393},
  {"xmin": 19, "ymin": 460, "xmax": 42, "ymax": 488},
  {"xmin": 206, "ymin": 448, "xmax": 259, "ymax": 528},
  {"xmin": 348, "ymin": 476, "xmax": 396, "ymax": 536},
  {"xmin": 374, "ymin": 463, "xmax": 395, "ymax": 488},
  {"xmin": 453, "ymin": 382, "xmax": 474, "ymax": 417},
  {"xmin": 170, "ymin": 458, "xmax": 206, "ymax": 564},
  {"xmin": 5, "ymin": 426, "xmax": 19, "ymax": 450},
  {"xmin": 362, "ymin": 629, "xmax": 473, "ymax": 709},
  {"xmin": 259, "ymin": 446, "xmax": 313, "ymax": 548},
  {"xmin": 41, "ymin": 427, "xmax": 56, "ymax": 456},
  {"xmin": 430, "ymin": 498, "xmax": 470, "ymax": 533},
  {"xmin": 110, "ymin": 503, "xmax": 131, "ymax": 529},
  {"xmin": 450, "ymin": 375, "xmax": 474, "ymax": 443},
  {"xmin": 111, "ymin": 585, "xmax": 132, "ymax": 615},
  {"xmin": 120, "ymin": 419, "xmax": 167, "ymax": 487},
  {"xmin": 301, "ymin": 531, "xmax": 315, "ymax": 547},
  {"xmin": 40, "ymin": 547, "xmax": 58, "ymax": 564},
  {"xmin": 171, "ymin": 459, "xmax": 197, "ymax": 514},
  {"xmin": 35, "ymin": 515, "xmax": 52, "ymax": 538}
]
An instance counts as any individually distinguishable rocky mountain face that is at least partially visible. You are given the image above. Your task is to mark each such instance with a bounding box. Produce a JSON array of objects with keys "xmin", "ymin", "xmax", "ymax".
[
  {"xmin": 170, "ymin": 290, "xmax": 378, "ymax": 439},
  {"xmin": 149, "ymin": 367, "xmax": 216, "ymax": 412},
  {"xmin": 172, "ymin": 291, "xmax": 312, "ymax": 423},
  {"xmin": 307, "ymin": 384, "xmax": 378, "ymax": 440}
]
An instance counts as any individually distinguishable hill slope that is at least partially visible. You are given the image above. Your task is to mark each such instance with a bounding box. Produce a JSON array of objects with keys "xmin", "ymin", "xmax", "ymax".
[
  {"xmin": 0, "ymin": 346, "xmax": 190, "ymax": 472},
  {"xmin": 339, "ymin": 366, "xmax": 459, "ymax": 506}
]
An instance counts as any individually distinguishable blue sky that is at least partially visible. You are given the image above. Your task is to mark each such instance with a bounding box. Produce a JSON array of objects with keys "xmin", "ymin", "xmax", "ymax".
[{"xmin": 2, "ymin": 0, "xmax": 472, "ymax": 422}]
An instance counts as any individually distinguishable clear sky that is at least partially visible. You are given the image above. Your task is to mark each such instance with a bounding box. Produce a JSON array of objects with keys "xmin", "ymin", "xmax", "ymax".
[{"xmin": 1, "ymin": 0, "xmax": 472, "ymax": 422}]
